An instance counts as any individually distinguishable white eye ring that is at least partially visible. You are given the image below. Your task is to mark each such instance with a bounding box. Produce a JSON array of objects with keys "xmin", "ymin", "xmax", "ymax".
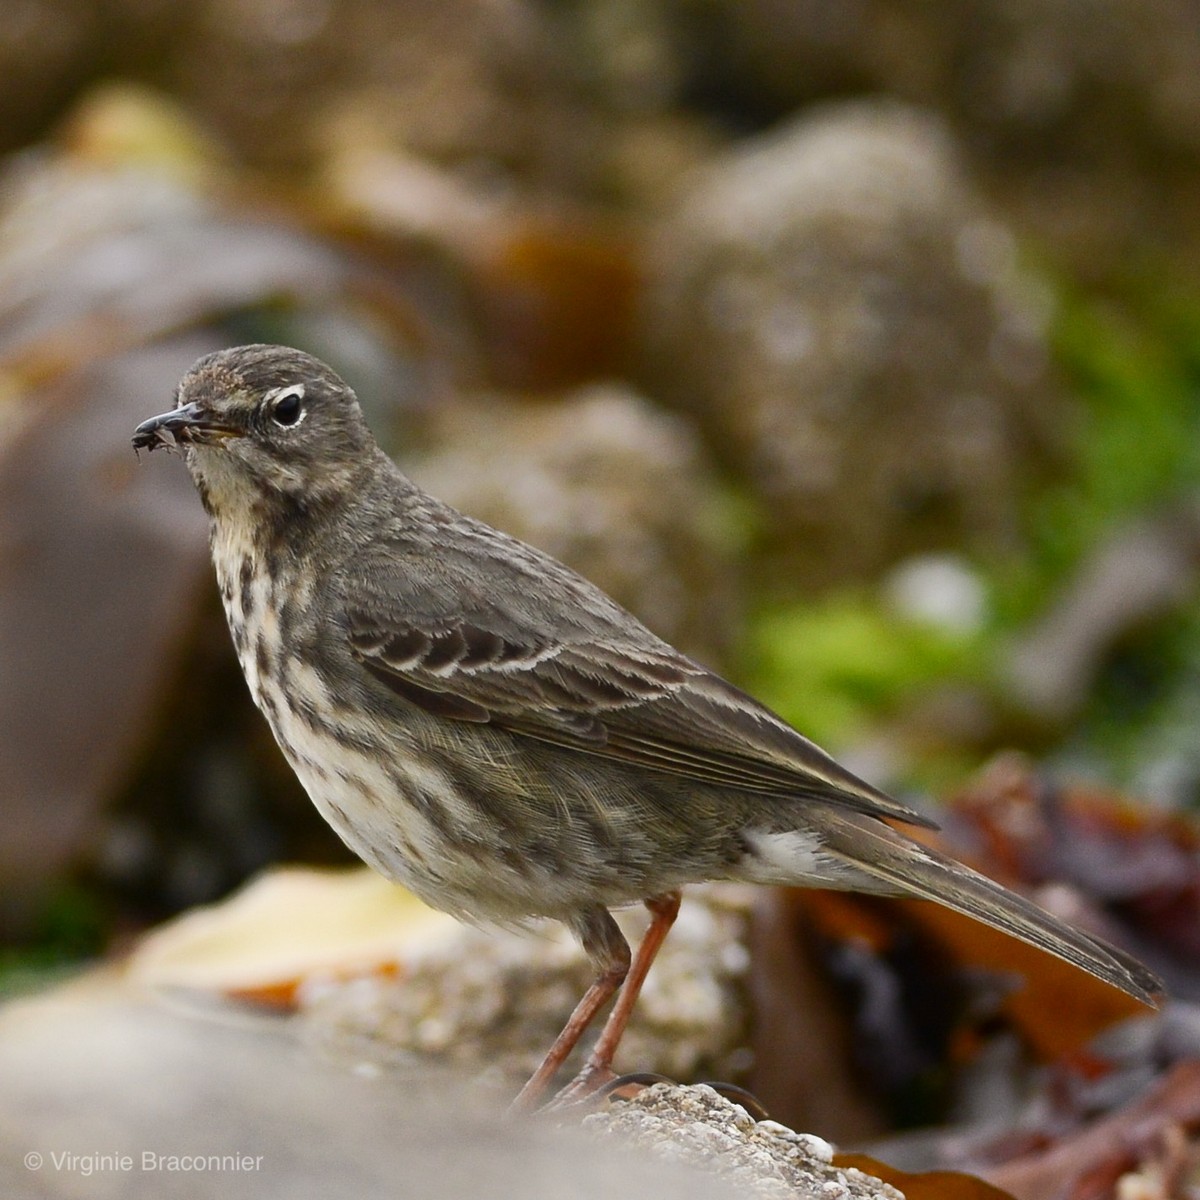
[{"xmin": 266, "ymin": 384, "xmax": 306, "ymax": 428}]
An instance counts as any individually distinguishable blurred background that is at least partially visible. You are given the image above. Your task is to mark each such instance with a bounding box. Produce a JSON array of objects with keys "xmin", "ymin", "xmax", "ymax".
[{"xmin": 2, "ymin": 0, "xmax": 1200, "ymax": 1134}]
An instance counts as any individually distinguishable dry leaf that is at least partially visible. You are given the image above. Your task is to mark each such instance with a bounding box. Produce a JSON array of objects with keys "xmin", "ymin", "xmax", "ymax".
[
  {"xmin": 128, "ymin": 866, "xmax": 452, "ymax": 1006},
  {"xmin": 836, "ymin": 1153, "xmax": 1018, "ymax": 1200}
]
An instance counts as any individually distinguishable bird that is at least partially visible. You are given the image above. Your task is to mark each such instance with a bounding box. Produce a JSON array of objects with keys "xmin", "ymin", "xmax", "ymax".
[{"xmin": 132, "ymin": 344, "xmax": 1162, "ymax": 1109}]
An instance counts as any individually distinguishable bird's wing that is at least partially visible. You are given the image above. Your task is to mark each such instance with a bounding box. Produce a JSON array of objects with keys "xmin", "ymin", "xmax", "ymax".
[{"xmin": 339, "ymin": 529, "xmax": 934, "ymax": 829}]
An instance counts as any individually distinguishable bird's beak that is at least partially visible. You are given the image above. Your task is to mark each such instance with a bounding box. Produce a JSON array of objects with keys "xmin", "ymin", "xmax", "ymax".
[{"xmin": 131, "ymin": 402, "xmax": 240, "ymax": 453}]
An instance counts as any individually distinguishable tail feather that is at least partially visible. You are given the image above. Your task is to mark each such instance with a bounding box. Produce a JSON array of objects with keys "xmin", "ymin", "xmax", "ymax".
[{"xmin": 816, "ymin": 811, "xmax": 1163, "ymax": 1007}]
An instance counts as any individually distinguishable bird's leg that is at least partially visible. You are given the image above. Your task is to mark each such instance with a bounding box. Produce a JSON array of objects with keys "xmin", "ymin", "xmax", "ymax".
[
  {"xmin": 510, "ymin": 907, "xmax": 631, "ymax": 1113},
  {"xmin": 551, "ymin": 890, "xmax": 681, "ymax": 1107}
]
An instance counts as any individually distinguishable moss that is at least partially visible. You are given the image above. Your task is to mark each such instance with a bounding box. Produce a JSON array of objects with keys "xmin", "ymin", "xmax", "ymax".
[
  {"xmin": 0, "ymin": 883, "xmax": 109, "ymax": 1000},
  {"xmin": 739, "ymin": 274, "xmax": 1200, "ymax": 796},
  {"xmin": 743, "ymin": 594, "xmax": 989, "ymax": 750},
  {"xmin": 1001, "ymin": 279, "xmax": 1200, "ymax": 624}
]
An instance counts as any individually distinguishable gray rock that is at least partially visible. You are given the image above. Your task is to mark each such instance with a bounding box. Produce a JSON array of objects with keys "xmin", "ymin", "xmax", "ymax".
[
  {"xmin": 300, "ymin": 884, "xmax": 756, "ymax": 1092},
  {"xmin": 644, "ymin": 100, "xmax": 1062, "ymax": 588},
  {"xmin": 584, "ymin": 1083, "xmax": 906, "ymax": 1200},
  {"xmin": 0, "ymin": 974, "xmax": 745, "ymax": 1200},
  {"xmin": 604, "ymin": 0, "xmax": 1200, "ymax": 268},
  {"xmin": 0, "ymin": 968, "xmax": 910, "ymax": 1200}
]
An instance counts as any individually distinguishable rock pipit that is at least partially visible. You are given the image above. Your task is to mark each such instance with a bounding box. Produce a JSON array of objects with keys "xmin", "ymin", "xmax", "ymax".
[{"xmin": 133, "ymin": 345, "xmax": 1161, "ymax": 1109}]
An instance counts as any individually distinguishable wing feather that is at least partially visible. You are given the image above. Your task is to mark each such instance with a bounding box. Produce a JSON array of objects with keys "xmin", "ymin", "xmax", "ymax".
[{"xmin": 339, "ymin": 528, "xmax": 935, "ymax": 829}]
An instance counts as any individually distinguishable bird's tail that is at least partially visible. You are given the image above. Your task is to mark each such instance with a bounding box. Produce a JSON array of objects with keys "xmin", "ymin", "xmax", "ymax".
[{"xmin": 812, "ymin": 808, "xmax": 1163, "ymax": 1007}]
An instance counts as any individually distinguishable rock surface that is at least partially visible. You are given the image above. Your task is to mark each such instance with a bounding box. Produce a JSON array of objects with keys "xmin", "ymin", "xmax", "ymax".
[
  {"xmin": 299, "ymin": 884, "xmax": 756, "ymax": 1092},
  {"xmin": 0, "ymin": 971, "xmax": 897, "ymax": 1200},
  {"xmin": 644, "ymin": 100, "xmax": 1062, "ymax": 588},
  {"xmin": 585, "ymin": 1083, "xmax": 905, "ymax": 1200}
]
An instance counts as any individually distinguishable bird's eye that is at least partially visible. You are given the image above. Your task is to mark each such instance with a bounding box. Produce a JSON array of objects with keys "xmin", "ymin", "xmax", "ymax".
[{"xmin": 269, "ymin": 386, "xmax": 305, "ymax": 428}]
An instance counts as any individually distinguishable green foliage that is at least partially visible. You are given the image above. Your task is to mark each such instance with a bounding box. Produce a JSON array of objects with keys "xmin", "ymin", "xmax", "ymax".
[
  {"xmin": 0, "ymin": 883, "xmax": 108, "ymax": 999},
  {"xmin": 1003, "ymin": 280, "xmax": 1200, "ymax": 624},
  {"xmin": 744, "ymin": 595, "xmax": 989, "ymax": 749},
  {"xmin": 1027, "ymin": 279, "xmax": 1200, "ymax": 785},
  {"xmin": 741, "ymin": 275, "xmax": 1200, "ymax": 792}
]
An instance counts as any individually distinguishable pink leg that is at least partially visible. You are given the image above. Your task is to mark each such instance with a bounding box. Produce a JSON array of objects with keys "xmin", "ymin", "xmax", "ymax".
[
  {"xmin": 511, "ymin": 892, "xmax": 683, "ymax": 1112},
  {"xmin": 552, "ymin": 891, "xmax": 681, "ymax": 1106},
  {"xmin": 511, "ymin": 907, "xmax": 631, "ymax": 1113}
]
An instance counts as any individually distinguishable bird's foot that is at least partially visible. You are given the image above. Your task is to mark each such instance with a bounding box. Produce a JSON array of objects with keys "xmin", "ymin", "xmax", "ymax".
[{"xmin": 543, "ymin": 1061, "xmax": 618, "ymax": 1110}]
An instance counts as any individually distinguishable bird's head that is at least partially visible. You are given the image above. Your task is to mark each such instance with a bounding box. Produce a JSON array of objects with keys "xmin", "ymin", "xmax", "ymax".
[{"xmin": 133, "ymin": 344, "xmax": 379, "ymax": 519}]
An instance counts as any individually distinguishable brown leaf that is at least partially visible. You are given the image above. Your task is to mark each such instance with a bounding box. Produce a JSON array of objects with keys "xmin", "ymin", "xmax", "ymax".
[
  {"xmin": 893, "ymin": 897, "xmax": 1146, "ymax": 1060},
  {"xmin": 835, "ymin": 1153, "xmax": 1018, "ymax": 1200},
  {"xmin": 476, "ymin": 218, "xmax": 639, "ymax": 389}
]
